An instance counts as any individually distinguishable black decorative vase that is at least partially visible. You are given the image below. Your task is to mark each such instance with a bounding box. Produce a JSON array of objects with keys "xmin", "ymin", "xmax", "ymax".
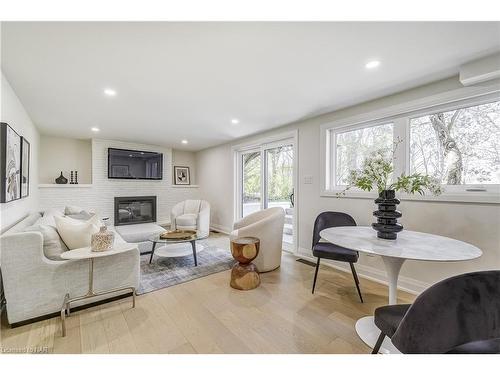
[
  {"xmin": 372, "ymin": 189, "xmax": 403, "ymax": 240},
  {"xmin": 55, "ymin": 172, "xmax": 68, "ymax": 184}
]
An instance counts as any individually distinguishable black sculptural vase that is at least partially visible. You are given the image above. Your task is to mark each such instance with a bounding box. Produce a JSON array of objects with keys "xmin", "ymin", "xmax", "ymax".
[
  {"xmin": 372, "ymin": 189, "xmax": 403, "ymax": 240},
  {"xmin": 55, "ymin": 171, "xmax": 68, "ymax": 184}
]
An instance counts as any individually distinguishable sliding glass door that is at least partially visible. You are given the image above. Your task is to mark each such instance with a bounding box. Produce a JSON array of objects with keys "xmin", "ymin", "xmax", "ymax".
[
  {"xmin": 241, "ymin": 151, "xmax": 262, "ymax": 217},
  {"xmin": 264, "ymin": 145, "xmax": 294, "ymax": 250},
  {"xmin": 237, "ymin": 137, "xmax": 296, "ymax": 252}
]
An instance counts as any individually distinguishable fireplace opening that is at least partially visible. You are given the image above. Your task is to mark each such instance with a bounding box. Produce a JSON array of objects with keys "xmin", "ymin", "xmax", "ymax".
[{"xmin": 114, "ymin": 196, "xmax": 157, "ymax": 226}]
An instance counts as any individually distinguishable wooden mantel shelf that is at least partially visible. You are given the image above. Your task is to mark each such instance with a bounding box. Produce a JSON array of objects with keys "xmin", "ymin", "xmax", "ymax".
[{"xmin": 38, "ymin": 184, "xmax": 93, "ymax": 188}]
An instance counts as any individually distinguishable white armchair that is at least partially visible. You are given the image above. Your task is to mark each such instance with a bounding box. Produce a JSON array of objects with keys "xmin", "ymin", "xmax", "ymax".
[
  {"xmin": 230, "ymin": 207, "xmax": 285, "ymax": 272},
  {"xmin": 171, "ymin": 200, "xmax": 210, "ymax": 235}
]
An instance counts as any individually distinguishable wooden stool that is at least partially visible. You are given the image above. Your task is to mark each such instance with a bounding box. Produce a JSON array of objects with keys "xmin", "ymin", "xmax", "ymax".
[{"xmin": 230, "ymin": 237, "xmax": 261, "ymax": 290}]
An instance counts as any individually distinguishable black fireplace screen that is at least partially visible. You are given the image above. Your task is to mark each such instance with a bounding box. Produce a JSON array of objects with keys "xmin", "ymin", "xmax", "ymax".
[{"xmin": 114, "ymin": 196, "xmax": 157, "ymax": 226}]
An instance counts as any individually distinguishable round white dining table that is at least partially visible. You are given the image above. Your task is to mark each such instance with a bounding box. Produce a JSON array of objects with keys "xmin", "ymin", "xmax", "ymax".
[{"xmin": 320, "ymin": 226, "xmax": 482, "ymax": 354}]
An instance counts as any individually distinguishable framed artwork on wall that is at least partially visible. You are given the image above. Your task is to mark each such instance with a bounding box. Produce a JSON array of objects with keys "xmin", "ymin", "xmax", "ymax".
[
  {"xmin": 174, "ymin": 166, "xmax": 190, "ymax": 185},
  {"xmin": 21, "ymin": 137, "xmax": 30, "ymax": 198},
  {"xmin": 0, "ymin": 122, "xmax": 22, "ymax": 203}
]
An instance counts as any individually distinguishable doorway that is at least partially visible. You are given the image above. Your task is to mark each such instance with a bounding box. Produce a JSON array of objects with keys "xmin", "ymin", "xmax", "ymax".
[{"xmin": 235, "ymin": 133, "xmax": 297, "ymax": 253}]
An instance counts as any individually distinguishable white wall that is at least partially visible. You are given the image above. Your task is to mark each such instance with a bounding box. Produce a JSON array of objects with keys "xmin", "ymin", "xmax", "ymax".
[
  {"xmin": 39, "ymin": 138, "xmax": 200, "ymax": 224},
  {"xmin": 172, "ymin": 149, "xmax": 197, "ymax": 185},
  {"xmin": 0, "ymin": 72, "xmax": 40, "ymax": 232},
  {"xmin": 196, "ymin": 76, "xmax": 500, "ymax": 293},
  {"xmin": 39, "ymin": 135, "xmax": 92, "ymax": 184}
]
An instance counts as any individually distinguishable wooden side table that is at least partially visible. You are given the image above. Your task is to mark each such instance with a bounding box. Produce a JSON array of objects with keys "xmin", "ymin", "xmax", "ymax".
[
  {"xmin": 230, "ymin": 237, "xmax": 260, "ymax": 290},
  {"xmin": 59, "ymin": 244, "xmax": 137, "ymax": 336}
]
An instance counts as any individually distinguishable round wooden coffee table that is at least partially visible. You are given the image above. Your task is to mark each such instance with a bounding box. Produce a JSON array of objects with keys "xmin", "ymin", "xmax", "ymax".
[{"xmin": 230, "ymin": 237, "xmax": 261, "ymax": 290}]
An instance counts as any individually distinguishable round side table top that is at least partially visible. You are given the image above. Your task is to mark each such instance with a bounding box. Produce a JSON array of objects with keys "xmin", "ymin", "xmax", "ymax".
[
  {"xmin": 61, "ymin": 243, "xmax": 137, "ymax": 260},
  {"xmin": 320, "ymin": 226, "xmax": 482, "ymax": 262}
]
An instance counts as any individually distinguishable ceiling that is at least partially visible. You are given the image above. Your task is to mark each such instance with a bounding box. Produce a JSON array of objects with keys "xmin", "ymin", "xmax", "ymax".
[{"xmin": 2, "ymin": 22, "xmax": 500, "ymax": 151}]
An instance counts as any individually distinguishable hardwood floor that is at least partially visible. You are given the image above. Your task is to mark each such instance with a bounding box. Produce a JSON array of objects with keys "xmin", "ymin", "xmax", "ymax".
[{"xmin": 0, "ymin": 233, "xmax": 414, "ymax": 354}]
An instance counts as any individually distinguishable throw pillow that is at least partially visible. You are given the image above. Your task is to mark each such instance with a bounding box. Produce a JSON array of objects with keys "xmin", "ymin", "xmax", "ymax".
[
  {"xmin": 64, "ymin": 205, "xmax": 84, "ymax": 215},
  {"xmin": 66, "ymin": 210, "xmax": 94, "ymax": 221},
  {"xmin": 24, "ymin": 224, "xmax": 69, "ymax": 261},
  {"xmin": 54, "ymin": 216, "xmax": 99, "ymax": 250},
  {"xmin": 39, "ymin": 208, "xmax": 64, "ymax": 227}
]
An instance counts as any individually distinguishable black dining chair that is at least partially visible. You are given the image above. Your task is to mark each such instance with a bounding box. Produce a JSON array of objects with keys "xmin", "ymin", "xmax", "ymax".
[
  {"xmin": 311, "ymin": 211, "xmax": 363, "ymax": 302},
  {"xmin": 372, "ymin": 270, "xmax": 500, "ymax": 354}
]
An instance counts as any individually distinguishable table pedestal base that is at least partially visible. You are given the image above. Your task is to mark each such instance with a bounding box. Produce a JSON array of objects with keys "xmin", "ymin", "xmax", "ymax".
[{"xmin": 355, "ymin": 316, "xmax": 401, "ymax": 354}]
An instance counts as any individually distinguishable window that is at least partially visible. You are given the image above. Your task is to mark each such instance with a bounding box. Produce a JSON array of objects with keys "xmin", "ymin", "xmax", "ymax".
[
  {"xmin": 410, "ymin": 101, "xmax": 500, "ymax": 185},
  {"xmin": 335, "ymin": 123, "xmax": 393, "ymax": 185},
  {"xmin": 323, "ymin": 91, "xmax": 500, "ymax": 202}
]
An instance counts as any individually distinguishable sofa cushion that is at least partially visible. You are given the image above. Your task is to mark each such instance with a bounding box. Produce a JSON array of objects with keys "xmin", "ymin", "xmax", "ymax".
[
  {"xmin": 183, "ymin": 200, "xmax": 201, "ymax": 214},
  {"xmin": 175, "ymin": 213, "xmax": 197, "ymax": 227},
  {"xmin": 5, "ymin": 212, "xmax": 42, "ymax": 234},
  {"xmin": 54, "ymin": 216, "xmax": 100, "ymax": 250},
  {"xmin": 114, "ymin": 223, "xmax": 165, "ymax": 243},
  {"xmin": 23, "ymin": 224, "xmax": 69, "ymax": 260}
]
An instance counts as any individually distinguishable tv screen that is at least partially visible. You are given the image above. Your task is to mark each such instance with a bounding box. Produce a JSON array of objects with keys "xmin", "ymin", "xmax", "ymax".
[{"xmin": 108, "ymin": 148, "xmax": 163, "ymax": 180}]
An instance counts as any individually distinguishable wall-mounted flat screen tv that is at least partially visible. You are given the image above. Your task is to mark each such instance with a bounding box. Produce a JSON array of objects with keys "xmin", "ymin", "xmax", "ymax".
[{"xmin": 108, "ymin": 148, "xmax": 163, "ymax": 180}]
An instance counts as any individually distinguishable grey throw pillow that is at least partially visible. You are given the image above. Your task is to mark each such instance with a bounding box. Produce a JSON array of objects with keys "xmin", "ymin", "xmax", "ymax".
[
  {"xmin": 66, "ymin": 211, "xmax": 94, "ymax": 221},
  {"xmin": 24, "ymin": 224, "xmax": 68, "ymax": 261},
  {"xmin": 64, "ymin": 205, "xmax": 84, "ymax": 215}
]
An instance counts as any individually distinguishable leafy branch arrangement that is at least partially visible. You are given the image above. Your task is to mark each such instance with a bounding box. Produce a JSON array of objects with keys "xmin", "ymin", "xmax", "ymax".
[{"xmin": 338, "ymin": 138, "xmax": 443, "ymax": 196}]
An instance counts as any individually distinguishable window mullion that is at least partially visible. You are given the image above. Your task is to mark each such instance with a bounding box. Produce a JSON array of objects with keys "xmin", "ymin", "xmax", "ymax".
[{"xmin": 392, "ymin": 117, "xmax": 408, "ymax": 180}]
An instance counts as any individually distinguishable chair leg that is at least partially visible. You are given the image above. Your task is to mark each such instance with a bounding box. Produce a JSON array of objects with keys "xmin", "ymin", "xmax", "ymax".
[
  {"xmin": 372, "ymin": 332, "xmax": 386, "ymax": 354},
  {"xmin": 349, "ymin": 262, "xmax": 364, "ymax": 303},
  {"xmin": 312, "ymin": 257, "xmax": 321, "ymax": 294}
]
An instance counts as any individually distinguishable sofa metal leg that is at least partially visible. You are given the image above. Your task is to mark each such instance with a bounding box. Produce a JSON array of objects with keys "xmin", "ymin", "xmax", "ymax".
[
  {"xmin": 312, "ymin": 257, "xmax": 320, "ymax": 294},
  {"xmin": 349, "ymin": 262, "xmax": 364, "ymax": 303},
  {"xmin": 372, "ymin": 332, "xmax": 386, "ymax": 354}
]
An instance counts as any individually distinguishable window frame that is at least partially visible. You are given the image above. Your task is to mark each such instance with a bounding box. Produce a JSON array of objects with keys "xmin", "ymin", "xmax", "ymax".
[{"xmin": 321, "ymin": 87, "xmax": 500, "ymax": 204}]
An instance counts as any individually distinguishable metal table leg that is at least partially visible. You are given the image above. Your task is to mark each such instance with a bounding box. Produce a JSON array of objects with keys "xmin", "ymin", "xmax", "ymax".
[
  {"xmin": 191, "ymin": 240, "xmax": 198, "ymax": 266},
  {"xmin": 61, "ymin": 258, "xmax": 136, "ymax": 337},
  {"xmin": 149, "ymin": 242, "xmax": 157, "ymax": 264}
]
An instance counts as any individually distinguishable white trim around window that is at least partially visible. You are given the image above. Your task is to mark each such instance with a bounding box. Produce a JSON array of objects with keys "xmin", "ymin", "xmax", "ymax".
[{"xmin": 320, "ymin": 84, "xmax": 500, "ymax": 204}]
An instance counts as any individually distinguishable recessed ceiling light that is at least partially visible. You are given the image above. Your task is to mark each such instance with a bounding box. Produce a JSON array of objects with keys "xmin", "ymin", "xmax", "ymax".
[
  {"xmin": 91, "ymin": 127, "xmax": 100, "ymax": 132},
  {"xmin": 365, "ymin": 60, "xmax": 381, "ymax": 69},
  {"xmin": 103, "ymin": 88, "xmax": 117, "ymax": 96},
  {"xmin": 181, "ymin": 139, "xmax": 188, "ymax": 144},
  {"xmin": 231, "ymin": 118, "xmax": 240, "ymax": 124}
]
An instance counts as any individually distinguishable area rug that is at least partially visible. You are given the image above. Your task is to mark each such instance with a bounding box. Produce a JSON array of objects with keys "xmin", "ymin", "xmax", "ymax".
[{"xmin": 137, "ymin": 241, "xmax": 235, "ymax": 294}]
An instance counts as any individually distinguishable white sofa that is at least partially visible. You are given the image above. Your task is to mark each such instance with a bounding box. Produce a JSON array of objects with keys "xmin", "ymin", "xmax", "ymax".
[
  {"xmin": 230, "ymin": 207, "xmax": 285, "ymax": 272},
  {"xmin": 0, "ymin": 210, "xmax": 139, "ymax": 325},
  {"xmin": 171, "ymin": 200, "xmax": 210, "ymax": 235}
]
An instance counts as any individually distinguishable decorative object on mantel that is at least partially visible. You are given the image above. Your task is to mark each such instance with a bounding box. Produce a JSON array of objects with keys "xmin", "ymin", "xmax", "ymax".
[
  {"xmin": 91, "ymin": 217, "xmax": 115, "ymax": 252},
  {"xmin": 70, "ymin": 171, "xmax": 74, "ymax": 184},
  {"xmin": 0, "ymin": 122, "xmax": 22, "ymax": 203},
  {"xmin": 174, "ymin": 166, "xmax": 190, "ymax": 185},
  {"xmin": 55, "ymin": 171, "xmax": 68, "ymax": 184},
  {"xmin": 338, "ymin": 138, "xmax": 442, "ymax": 240},
  {"xmin": 75, "ymin": 170, "xmax": 78, "ymax": 184},
  {"xmin": 230, "ymin": 236, "xmax": 261, "ymax": 290}
]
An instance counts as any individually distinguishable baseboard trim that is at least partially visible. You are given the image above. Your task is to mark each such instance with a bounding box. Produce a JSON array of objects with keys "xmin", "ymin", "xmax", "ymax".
[
  {"xmin": 7, "ymin": 292, "xmax": 133, "ymax": 328},
  {"xmin": 297, "ymin": 247, "xmax": 429, "ymax": 295},
  {"xmin": 210, "ymin": 224, "xmax": 232, "ymax": 235}
]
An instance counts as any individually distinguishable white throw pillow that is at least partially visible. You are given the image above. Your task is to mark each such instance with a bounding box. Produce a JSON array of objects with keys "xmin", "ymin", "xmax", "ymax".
[
  {"xmin": 24, "ymin": 224, "xmax": 69, "ymax": 260},
  {"xmin": 55, "ymin": 216, "xmax": 99, "ymax": 250}
]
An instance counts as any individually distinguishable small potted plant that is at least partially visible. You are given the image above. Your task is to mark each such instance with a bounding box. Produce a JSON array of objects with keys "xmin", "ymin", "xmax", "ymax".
[{"xmin": 339, "ymin": 139, "xmax": 442, "ymax": 240}]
